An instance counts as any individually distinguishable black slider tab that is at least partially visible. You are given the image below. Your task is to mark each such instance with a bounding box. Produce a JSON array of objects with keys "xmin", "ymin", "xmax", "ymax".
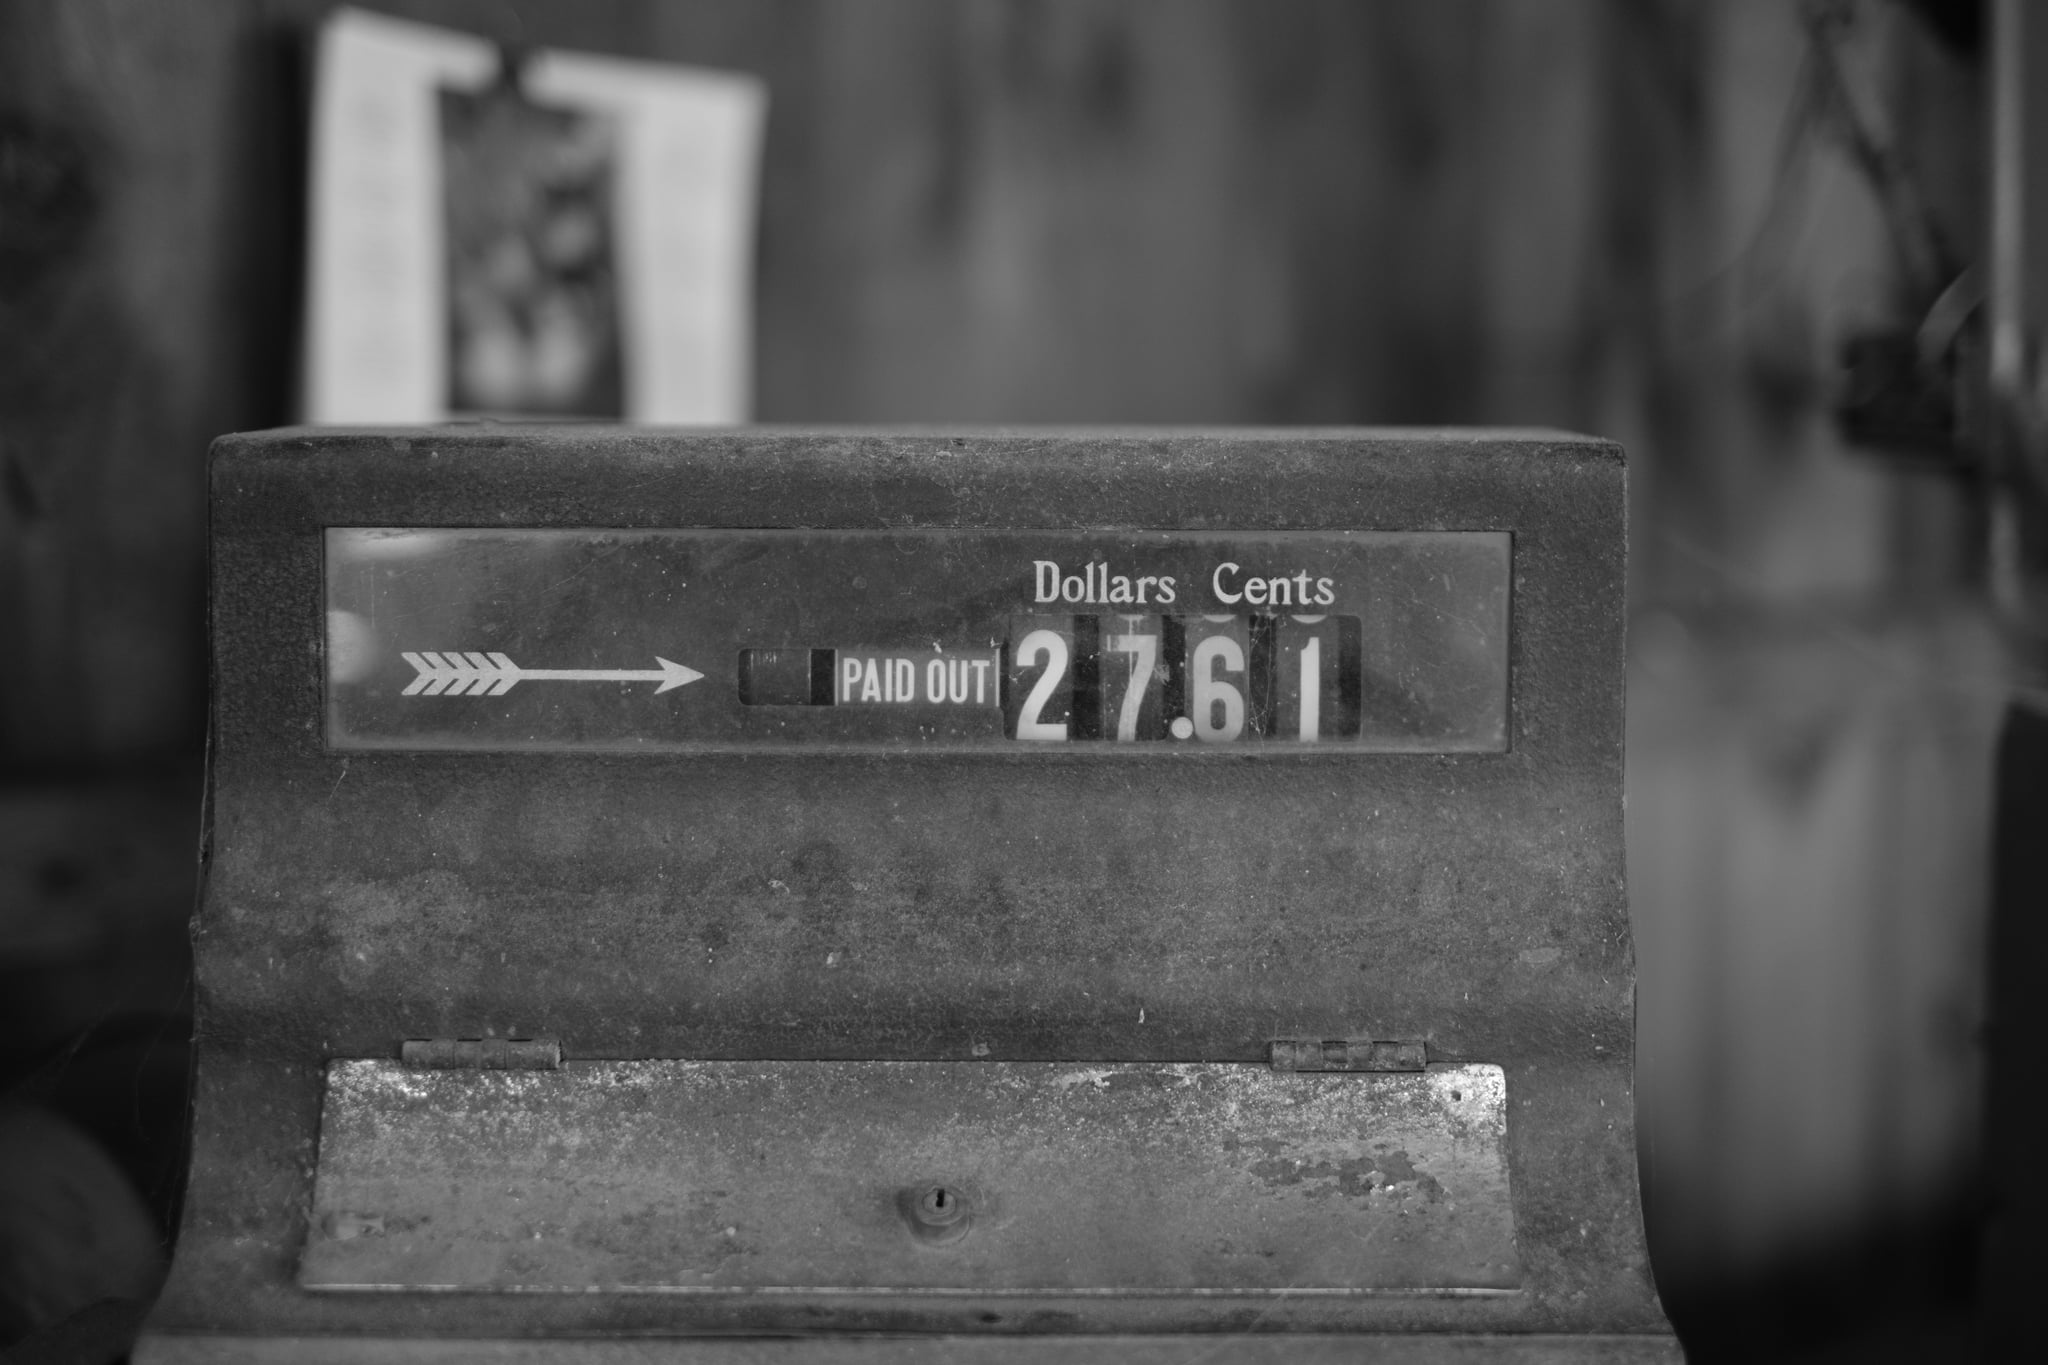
[{"xmin": 738, "ymin": 647, "xmax": 835, "ymax": 706}]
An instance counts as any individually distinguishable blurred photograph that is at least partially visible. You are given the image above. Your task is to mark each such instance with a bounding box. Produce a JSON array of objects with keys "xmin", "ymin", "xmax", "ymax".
[{"xmin": 438, "ymin": 77, "xmax": 623, "ymax": 417}]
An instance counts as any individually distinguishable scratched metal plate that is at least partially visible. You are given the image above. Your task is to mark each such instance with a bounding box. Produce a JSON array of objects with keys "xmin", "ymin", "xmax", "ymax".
[{"xmin": 301, "ymin": 1060, "xmax": 1517, "ymax": 1294}]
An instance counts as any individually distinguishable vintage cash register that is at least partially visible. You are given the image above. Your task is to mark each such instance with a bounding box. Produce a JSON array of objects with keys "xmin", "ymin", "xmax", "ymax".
[{"xmin": 139, "ymin": 427, "xmax": 1677, "ymax": 1361}]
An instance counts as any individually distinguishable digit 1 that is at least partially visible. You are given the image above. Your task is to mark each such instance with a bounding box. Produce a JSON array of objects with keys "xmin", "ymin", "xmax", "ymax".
[{"xmin": 1276, "ymin": 614, "xmax": 1357, "ymax": 740}]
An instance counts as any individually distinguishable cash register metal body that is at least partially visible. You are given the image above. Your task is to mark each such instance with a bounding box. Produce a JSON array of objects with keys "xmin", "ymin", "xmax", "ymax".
[{"xmin": 140, "ymin": 427, "xmax": 1676, "ymax": 1361}]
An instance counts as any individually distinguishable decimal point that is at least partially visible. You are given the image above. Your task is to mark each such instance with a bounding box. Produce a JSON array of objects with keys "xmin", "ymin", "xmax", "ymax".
[{"xmin": 1169, "ymin": 716, "xmax": 1194, "ymax": 740}]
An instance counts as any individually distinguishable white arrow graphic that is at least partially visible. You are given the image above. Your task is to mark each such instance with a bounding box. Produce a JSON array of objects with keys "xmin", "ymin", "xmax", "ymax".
[{"xmin": 399, "ymin": 651, "xmax": 703, "ymax": 697}]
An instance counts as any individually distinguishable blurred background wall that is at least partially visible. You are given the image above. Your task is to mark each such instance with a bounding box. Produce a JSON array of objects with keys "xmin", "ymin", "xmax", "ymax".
[{"xmin": 0, "ymin": 0, "xmax": 1998, "ymax": 1358}]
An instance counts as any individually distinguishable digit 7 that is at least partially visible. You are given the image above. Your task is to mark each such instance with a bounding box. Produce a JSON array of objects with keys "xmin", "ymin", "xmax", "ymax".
[{"xmin": 1102, "ymin": 614, "xmax": 1164, "ymax": 742}]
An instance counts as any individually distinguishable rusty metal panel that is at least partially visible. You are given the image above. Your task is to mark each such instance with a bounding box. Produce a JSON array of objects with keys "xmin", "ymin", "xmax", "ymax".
[{"xmin": 301, "ymin": 1060, "xmax": 1516, "ymax": 1294}]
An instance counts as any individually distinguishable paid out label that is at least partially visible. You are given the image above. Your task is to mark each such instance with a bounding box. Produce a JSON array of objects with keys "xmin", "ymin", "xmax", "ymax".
[{"xmin": 836, "ymin": 650, "xmax": 1001, "ymax": 707}]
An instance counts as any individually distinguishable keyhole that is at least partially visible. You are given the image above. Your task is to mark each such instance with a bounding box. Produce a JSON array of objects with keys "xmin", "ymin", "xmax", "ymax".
[
  {"xmin": 916, "ymin": 1184, "xmax": 963, "ymax": 1224},
  {"xmin": 901, "ymin": 1182, "xmax": 973, "ymax": 1244}
]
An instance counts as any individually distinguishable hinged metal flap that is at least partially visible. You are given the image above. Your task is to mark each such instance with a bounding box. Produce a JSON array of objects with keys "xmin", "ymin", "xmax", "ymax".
[{"xmin": 302, "ymin": 1059, "xmax": 1518, "ymax": 1295}]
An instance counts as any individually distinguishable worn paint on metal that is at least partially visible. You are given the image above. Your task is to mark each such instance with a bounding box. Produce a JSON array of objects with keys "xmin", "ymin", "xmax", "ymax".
[{"xmin": 301, "ymin": 1060, "xmax": 1516, "ymax": 1294}]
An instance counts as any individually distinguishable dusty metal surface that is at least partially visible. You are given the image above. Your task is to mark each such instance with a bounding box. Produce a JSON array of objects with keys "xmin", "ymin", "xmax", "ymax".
[
  {"xmin": 135, "ymin": 1332, "xmax": 1688, "ymax": 1364},
  {"xmin": 397, "ymin": 1037, "xmax": 560, "ymax": 1070},
  {"xmin": 152, "ymin": 427, "xmax": 1668, "ymax": 1343},
  {"xmin": 301, "ymin": 1060, "xmax": 1516, "ymax": 1293},
  {"xmin": 1271, "ymin": 1039, "xmax": 1429, "ymax": 1071}
]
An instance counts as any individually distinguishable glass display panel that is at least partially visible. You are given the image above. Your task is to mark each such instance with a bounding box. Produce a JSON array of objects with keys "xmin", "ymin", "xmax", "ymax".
[{"xmin": 324, "ymin": 529, "xmax": 1510, "ymax": 752}]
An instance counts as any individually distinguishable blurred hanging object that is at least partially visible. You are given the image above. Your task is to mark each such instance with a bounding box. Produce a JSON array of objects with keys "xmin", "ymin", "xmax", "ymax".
[
  {"xmin": 1620, "ymin": 4, "xmax": 1999, "ymax": 1357},
  {"xmin": 1803, "ymin": 0, "xmax": 1957, "ymax": 299},
  {"xmin": 1804, "ymin": 0, "xmax": 1985, "ymax": 465},
  {"xmin": 300, "ymin": 8, "xmax": 766, "ymax": 425}
]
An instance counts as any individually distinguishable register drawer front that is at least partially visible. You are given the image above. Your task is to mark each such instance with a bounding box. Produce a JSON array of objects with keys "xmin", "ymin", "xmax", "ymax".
[{"xmin": 301, "ymin": 1060, "xmax": 1518, "ymax": 1295}]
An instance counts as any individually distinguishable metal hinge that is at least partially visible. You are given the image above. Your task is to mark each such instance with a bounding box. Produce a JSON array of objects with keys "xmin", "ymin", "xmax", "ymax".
[
  {"xmin": 400, "ymin": 1037, "xmax": 562, "ymax": 1070},
  {"xmin": 1269, "ymin": 1038, "xmax": 1427, "ymax": 1072}
]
